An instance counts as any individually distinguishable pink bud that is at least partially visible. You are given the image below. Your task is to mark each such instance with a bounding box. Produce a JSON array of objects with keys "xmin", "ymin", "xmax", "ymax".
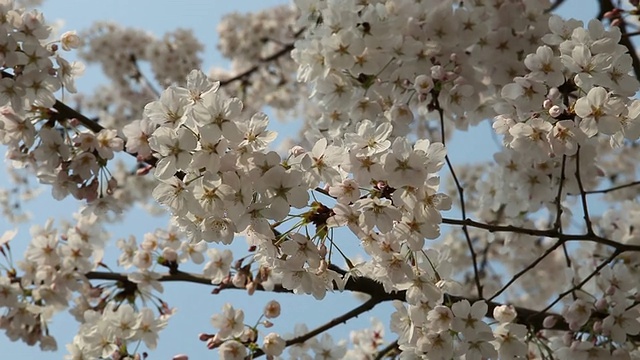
[
  {"xmin": 162, "ymin": 247, "xmax": 178, "ymax": 262},
  {"xmin": 290, "ymin": 145, "xmax": 305, "ymax": 157},
  {"xmin": 173, "ymin": 355, "xmax": 189, "ymax": 360},
  {"xmin": 593, "ymin": 320, "xmax": 603, "ymax": 333},
  {"xmin": 232, "ymin": 272, "xmax": 246, "ymax": 288},
  {"xmin": 549, "ymin": 105, "xmax": 562, "ymax": 118},
  {"xmin": 246, "ymin": 281, "xmax": 256, "ymax": 295}
]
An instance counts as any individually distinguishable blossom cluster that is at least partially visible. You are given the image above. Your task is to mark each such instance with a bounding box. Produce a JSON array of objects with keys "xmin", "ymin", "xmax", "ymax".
[
  {"xmin": 139, "ymin": 67, "xmax": 450, "ymax": 302},
  {"xmin": 0, "ymin": 212, "xmax": 107, "ymax": 351}
]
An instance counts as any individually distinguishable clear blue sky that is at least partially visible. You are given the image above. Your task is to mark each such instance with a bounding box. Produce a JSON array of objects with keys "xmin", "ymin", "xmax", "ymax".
[{"xmin": 0, "ymin": 0, "xmax": 601, "ymax": 359}]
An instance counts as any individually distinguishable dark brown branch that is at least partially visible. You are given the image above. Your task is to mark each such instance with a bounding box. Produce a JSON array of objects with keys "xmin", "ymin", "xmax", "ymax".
[
  {"xmin": 81, "ymin": 265, "xmax": 576, "ymax": 338},
  {"xmin": 575, "ymin": 147, "xmax": 594, "ymax": 235},
  {"xmin": 488, "ymin": 239, "xmax": 564, "ymax": 302},
  {"xmin": 553, "ymin": 155, "xmax": 567, "ymax": 232},
  {"xmin": 374, "ymin": 340, "xmax": 399, "ymax": 360},
  {"xmin": 219, "ymin": 27, "xmax": 305, "ymax": 87},
  {"xmin": 437, "ymin": 105, "xmax": 483, "ymax": 299},
  {"xmin": 250, "ymin": 297, "xmax": 382, "ymax": 359},
  {"xmin": 585, "ymin": 179, "xmax": 640, "ymax": 194},
  {"xmin": 536, "ymin": 249, "xmax": 622, "ymax": 315},
  {"xmin": 441, "ymin": 218, "xmax": 640, "ymax": 252},
  {"xmin": 545, "ymin": 0, "xmax": 566, "ymax": 13}
]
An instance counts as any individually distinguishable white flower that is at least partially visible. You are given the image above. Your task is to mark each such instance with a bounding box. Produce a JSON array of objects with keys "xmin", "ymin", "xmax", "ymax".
[
  {"xmin": 262, "ymin": 332, "xmax": 286, "ymax": 356},
  {"xmin": 358, "ymin": 197, "xmax": 401, "ymax": 234},
  {"xmin": 344, "ymin": 120, "xmax": 393, "ymax": 156},
  {"xmin": 602, "ymin": 304, "xmax": 640, "ymax": 343},
  {"xmin": 451, "ymin": 300, "xmax": 492, "ymax": 339},
  {"xmin": 524, "ymin": 45, "xmax": 564, "ymax": 87},
  {"xmin": 149, "ymin": 127, "xmax": 197, "ymax": 180},
  {"xmin": 574, "ymin": 87, "xmax": 624, "ymax": 137},
  {"xmin": 219, "ymin": 340, "xmax": 247, "ymax": 360},
  {"xmin": 203, "ymin": 248, "xmax": 233, "ymax": 283},
  {"xmin": 493, "ymin": 304, "xmax": 517, "ymax": 323},
  {"xmin": 211, "ymin": 304, "xmax": 245, "ymax": 339},
  {"xmin": 152, "ymin": 177, "xmax": 197, "ymax": 217},
  {"xmin": 492, "ymin": 323, "xmax": 528, "ymax": 359},
  {"xmin": 123, "ymin": 119, "xmax": 156, "ymax": 159},
  {"xmin": 311, "ymin": 333, "xmax": 347, "ymax": 360}
]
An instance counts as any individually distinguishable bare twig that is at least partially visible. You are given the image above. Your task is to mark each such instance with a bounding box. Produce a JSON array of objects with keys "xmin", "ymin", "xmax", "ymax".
[
  {"xmin": 535, "ymin": 249, "xmax": 622, "ymax": 315},
  {"xmin": 441, "ymin": 217, "xmax": 640, "ymax": 252},
  {"xmin": 219, "ymin": 28, "xmax": 305, "ymax": 87},
  {"xmin": 574, "ymin": 147, "xmax": 594, "ymax": 235},
  {"xmin": 545, "ymin": 0, "xmax": 566, "ymax": 13},
  {"xmin": 553, "ymin": 155, "xmax": 567, "ymax": 232},
  {"xmin": 585, "ymin": 180, "xmax": 640, "ymax": 195},
  {"xmin": 374, "ymin": 340, "xmax": 399, "ymax": 360},
  {"xmin": 437, "ymin": 105, "xmax": 483, "ymax": 299},
  {"xmin": 488, "ymin": 240, "xmax": 564, "ymax": 302},
  {"xmin": 250, "ymin": 297, "xmax": 382, "ymax": 359}
]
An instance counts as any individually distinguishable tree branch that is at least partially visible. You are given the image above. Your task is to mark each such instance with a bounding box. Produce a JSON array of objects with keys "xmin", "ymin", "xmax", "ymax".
[
  {"xmin": 250, "ymin": 296, "xmax": 382, "ymax": 359},
  {"xmin": 585, "ymin": 179, "xmax": 640, "ymax": 194},
  {"xmin": 80, "ymin": 265, "xmax": 584, "ymax": 338},
  {"xmin": 441, "ymin": 218, "xmax": 640, "ymax": 252}
]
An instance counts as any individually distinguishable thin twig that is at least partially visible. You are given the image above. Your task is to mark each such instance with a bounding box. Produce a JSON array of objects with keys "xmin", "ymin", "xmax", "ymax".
[
  {"xmin": 553, "ymin": 155, "xmax": 567, "ymax": 232},
  {"xmin": 250, "ymin": 297, "xmax": 382, "ymax": 359},
  {"xmin": 544, "ymin": 0, "xmax": 566, "ymax": 13},
  {"xmin": 438, "ymin": 105, "xmax": 483, "ymax": 299},
  {"xmin": 374, "ymin": 340, "xmax": 399, "ymax": 360},
  {"xmin": 585, "ymin": 180, "xmax": 640, "ymax": 194},
  {"xmin": 574, "ymin": 147, "xmax": 594, "ymax": 235},
  {"xmin": 488, "ymin": 240, "xmax": 564, "ymax": 302},
  {"xmin": 219, "ymin": 28, "xmax": 305, "ymax": 87},
  {"xmin": 441, "ymin": 217, "xmax": 640, "ymax": 252},
  {"xmin": 535, "ymin": 249, "xmax": 622, "ymax": 315}
]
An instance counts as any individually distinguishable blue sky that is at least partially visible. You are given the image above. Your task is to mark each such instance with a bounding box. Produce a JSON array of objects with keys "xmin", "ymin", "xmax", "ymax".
[{"xmin": 0, "ymin": 0, "xmax": 602, "ymax": 359}]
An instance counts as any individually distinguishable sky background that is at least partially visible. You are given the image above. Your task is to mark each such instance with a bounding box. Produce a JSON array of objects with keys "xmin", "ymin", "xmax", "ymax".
[{"xmin": 0, "ymin": 0, "xmax": 603, "ymax": 359}]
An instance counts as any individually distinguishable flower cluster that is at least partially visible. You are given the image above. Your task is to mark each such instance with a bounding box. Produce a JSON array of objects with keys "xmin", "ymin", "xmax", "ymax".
[
  {"xmin": 0, "ymin": 212, "xmax": 107, "ymax": 351},
  {"xmin": 139, "ymin": 68, "xmax": 451, "ymax": 303},
  {"xmin": 205, "ymin": 300, "xmax": 285, "ymax": 359}
]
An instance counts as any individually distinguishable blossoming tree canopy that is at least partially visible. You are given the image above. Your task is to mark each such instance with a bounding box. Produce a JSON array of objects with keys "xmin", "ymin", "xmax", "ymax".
[{"xmin": 1, "ymin": 0, "xmax": 640, "ymax": 358}]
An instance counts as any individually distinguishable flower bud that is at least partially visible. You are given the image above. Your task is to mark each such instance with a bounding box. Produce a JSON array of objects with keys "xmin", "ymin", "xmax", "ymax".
[
  {"xmin": 264, "ymin": 300, "xmax": 281, "ymax": 319},
  {"xmin": 246, "ymin": 280, "xmax": 256, "ymax": 296},
  {"xmin": 162, "ymin": 247, "xmax": 178, "ymax": 262},
  {"xmin": 262, "ymin": 333, "xmax": 286, "ymax": 356},
  {"xmin": 414, "ymin": 75, "xmax": 434, "ymax": 94},
  {"xmin": 431, "ymin": 65, "xmax": 444, "ymax": 80},
  {"xmin": 232, "ymin": 272, "xmax": 246, "ymax": 288},
  {"xmin": 549, "ymin": 105, "xmax": 562, "ymax": 118},
  {"xmin": 61, "ymin": 30, "xmax": 81, "ymax": 50},
  {"xmin": 290, "ymin": 145, "xmax": 305, "ymax": 157},
  {"xmin": 593, "ymin": 320, "xmax": 603, "ymax": 333},
  {"xmin": 595, "ymin": 298, "xmax": 608, "ymax": 311},
  {"xmin": 543, "ymin": 315, "xmax": 557, "ymax": 328},
  {"xmin": 493, "ymin": 304, "xmax": 517, "ymax": 323}
]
